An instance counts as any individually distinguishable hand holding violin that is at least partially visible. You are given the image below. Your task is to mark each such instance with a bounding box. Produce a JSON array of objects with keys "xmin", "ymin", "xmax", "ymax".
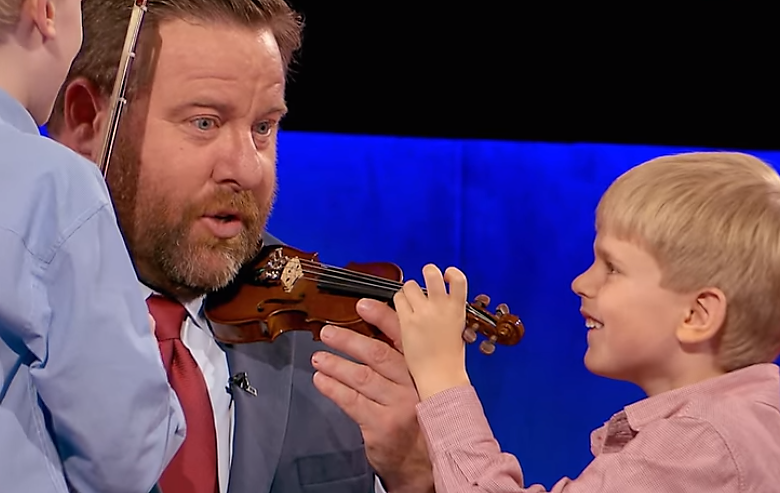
[{"xmin": 312, "ymin": 301, "xmax": 435, "ymax": 493}]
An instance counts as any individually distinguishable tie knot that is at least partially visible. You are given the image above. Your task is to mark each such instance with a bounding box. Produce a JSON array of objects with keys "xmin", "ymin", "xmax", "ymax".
[{"xmin": 147, "ymin": 294, "xmax": 187, "ymax": 341}]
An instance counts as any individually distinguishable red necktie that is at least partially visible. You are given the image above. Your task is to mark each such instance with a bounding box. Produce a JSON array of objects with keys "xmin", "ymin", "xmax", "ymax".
[{"xmin": 147, "ymin": 294, "xmax": 219, "ymax": 493}]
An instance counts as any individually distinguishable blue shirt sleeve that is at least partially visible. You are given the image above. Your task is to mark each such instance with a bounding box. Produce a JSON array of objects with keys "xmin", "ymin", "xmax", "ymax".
[{"xmin": 3, "ymin": 202, "xmax": 186, "ymax": 493}]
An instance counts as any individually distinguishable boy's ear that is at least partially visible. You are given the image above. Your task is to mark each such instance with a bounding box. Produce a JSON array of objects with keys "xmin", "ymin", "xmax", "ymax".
[
  {"xmin": 676, "ymin": 287, "xmax": 727, "ymax": 345},
  {"xmin": 25, "ymin": 0, "xmax": 57, "ymax": 40}
]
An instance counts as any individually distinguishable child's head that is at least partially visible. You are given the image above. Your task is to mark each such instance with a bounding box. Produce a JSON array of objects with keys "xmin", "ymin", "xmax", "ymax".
[
  {"xmin": 572, "ymin": 152, "xmax": 780, "ymax": 395},
  {"xmin": 0, "ymin": 0, "xmax": 83, "ymax": 124}
]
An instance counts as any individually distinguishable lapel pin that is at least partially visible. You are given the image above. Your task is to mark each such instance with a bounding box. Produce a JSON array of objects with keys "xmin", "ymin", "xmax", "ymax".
[{"xmin": 228, "ymin": 372, "xmax": 257, "ymax": 397}]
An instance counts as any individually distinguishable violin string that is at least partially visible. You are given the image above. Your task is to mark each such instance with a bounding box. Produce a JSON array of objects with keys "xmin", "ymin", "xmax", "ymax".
[
  {"xmin": 300, "ymin": 266, "xmax": 401, "ymax": 295},
  {"xmin": 301, "ymin": 275, "xmax": 401, "ymax": 303},
  {"xmin": 290, "ymin": 263, "xmax": 493, "ymax": 326},
  {"xmin": 265, "ymin": 254, "xmax": 494, "ymax": 323},
  {"xmin": 299, "ymin": 269, "xmax": 397, "ymax": 296},
  {"xmin": 301, "ymin": 271, "xmax": 495, "ymax": 328},
  {"xmin": 300, "ymin": 259, "xmax": 494, "ymax": 324},
  {"xmin": 296, "ymin": 261, "xmax": 491, "ymax": 323},
  {"xmin": 297, "ymin": 258, "xmax": 403, "ymax": 290}
]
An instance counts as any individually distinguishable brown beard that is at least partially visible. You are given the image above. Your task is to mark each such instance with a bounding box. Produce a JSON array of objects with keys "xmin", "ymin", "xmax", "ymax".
[{"xmin": 106, "ymin": 117, "xmax": 274, "ymax": 301}]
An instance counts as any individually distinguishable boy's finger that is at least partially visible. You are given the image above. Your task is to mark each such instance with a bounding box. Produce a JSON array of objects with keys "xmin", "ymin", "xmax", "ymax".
[
  {"xmin": 421, "ymin": 263, "xmax": 446, "ymax": 301},
  {"xmin": 400, "ymin": 279, "xmax": 427, "ymax": 309},
  {"xmin": 393, "ymin": 290, "xmax": 413, "ymax": 317},
  {"xmin": 444, "ymin": 266, "xmax": 468, "ymax": 304}
]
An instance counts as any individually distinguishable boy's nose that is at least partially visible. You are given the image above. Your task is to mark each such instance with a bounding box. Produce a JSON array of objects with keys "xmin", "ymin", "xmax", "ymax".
[{"xmin": 571, "ymin": 267, "xmax": 596, "ymax": 299}]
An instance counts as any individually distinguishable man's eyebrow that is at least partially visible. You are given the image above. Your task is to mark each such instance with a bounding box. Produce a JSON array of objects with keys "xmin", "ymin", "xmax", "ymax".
[
  {"xmin": 172, "ymin": 99, "xmax": 232, "ymax": 114},
  {"xmin": 171, "ymin": 100, "xmax": 288, "ymax": 118},
  {"xmin": 271, "ymin": 105, "xmax": 288, "ymax": 118}
]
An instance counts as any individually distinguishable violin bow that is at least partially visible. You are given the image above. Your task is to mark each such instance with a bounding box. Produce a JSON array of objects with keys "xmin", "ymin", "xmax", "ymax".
[{"xmin": 96, "ymin": 0, "xmax": 149, "ymax": 177}]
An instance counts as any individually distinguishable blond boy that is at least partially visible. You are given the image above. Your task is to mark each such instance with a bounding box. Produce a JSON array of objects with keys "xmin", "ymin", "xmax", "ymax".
[
  {"xmin": 0, "ymin": 0, "xmax": 184, "ymax": 491},
  {"xmin": 394, "ymin": 152, "xmax": 780, "ymax": 492}
]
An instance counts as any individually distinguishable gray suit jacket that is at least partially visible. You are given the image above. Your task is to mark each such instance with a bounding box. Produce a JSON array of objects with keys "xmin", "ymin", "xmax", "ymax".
[
  {"xmin": 222, "ymin": 332, "xmax": 375, "ymax": 493},
  {"xmin": 218, "ymin": 232, "xmax": 375, "ymax": 493}
]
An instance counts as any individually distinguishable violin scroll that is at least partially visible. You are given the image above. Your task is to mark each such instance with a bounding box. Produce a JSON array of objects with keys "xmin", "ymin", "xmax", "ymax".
[{"xmin": 463, "ymin": 295, "xmax": 525, "ymax": 355}]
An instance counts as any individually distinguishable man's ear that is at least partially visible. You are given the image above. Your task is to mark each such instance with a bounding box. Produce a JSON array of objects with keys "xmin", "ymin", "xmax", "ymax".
[
  {"xmin": 54, "ymin": 77, "xmax": 109, "ymax": 161},
  {"xmin": 676, "ymin": 287, "xmax": 727, "ymax": 346}
]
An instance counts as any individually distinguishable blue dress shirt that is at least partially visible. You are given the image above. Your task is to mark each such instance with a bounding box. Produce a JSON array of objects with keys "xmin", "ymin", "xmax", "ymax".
[{"xmin": 0, "ymin": 87, "xmax": 185, "ymax": 492}]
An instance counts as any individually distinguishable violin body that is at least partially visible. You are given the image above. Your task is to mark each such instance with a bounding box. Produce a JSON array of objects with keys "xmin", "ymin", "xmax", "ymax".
[
  {"xmin": 206, "ymin": 245, "xmax": 400, "ymax": 344},
  {"xmin": 205, "ymin": 244, "xmax": 525, "ymax": 354}
]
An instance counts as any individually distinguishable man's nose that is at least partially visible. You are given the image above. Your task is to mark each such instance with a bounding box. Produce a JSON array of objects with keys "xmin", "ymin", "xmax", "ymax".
[{"xmin": 212, "ymin": 131, "xmax": 269, "ymax": 192}]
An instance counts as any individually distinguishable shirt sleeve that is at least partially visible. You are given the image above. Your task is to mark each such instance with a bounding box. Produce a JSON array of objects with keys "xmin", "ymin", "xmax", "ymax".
[
  {"xmin": 3, "ymin": 203, "xmax": 186, "ymax": 493},
  {"xmin": 415, "ymin": 386, "xmax": 739, "ymax": 493}
]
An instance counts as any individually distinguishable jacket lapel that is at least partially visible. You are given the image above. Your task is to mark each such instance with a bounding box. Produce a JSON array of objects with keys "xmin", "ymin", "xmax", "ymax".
[{"xmin": 221, "ymin": 331, "xmax": 295, "ymax": 493}]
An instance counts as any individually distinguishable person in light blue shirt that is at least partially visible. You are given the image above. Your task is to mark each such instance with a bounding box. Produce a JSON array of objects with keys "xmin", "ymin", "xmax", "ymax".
[{"xmin": 0, "ymin": 0, "xmax": 185, "ymax": 492}]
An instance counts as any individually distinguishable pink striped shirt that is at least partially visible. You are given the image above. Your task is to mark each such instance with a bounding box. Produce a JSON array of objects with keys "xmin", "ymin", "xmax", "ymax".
[{"xmin": 416, "ymin": 363, "xmax": 780, "ymax": 492}]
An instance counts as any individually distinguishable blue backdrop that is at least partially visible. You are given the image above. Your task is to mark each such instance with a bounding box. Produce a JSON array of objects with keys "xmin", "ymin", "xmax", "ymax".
[
  {"xmin": 267, "ymin": 132, "xmax": 780, "ymax": 488},
  {"xmin": 40, "ymin": 125, "xmax": 780, "ymax": 488}
]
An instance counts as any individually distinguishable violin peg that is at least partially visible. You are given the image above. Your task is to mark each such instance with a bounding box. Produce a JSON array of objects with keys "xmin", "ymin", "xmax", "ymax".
[
  {"xmin": 479, "ymin": 338, "xmax": 496, "ymax": 355},
  {"xmin": 462, "ymin": 325, "xmax": 478, "ymax": 344},
  {"xmin": 495, "ymin": 303, "xmax": 509, "ymax": 317},
  {"xmin": 479, "ymin": 335, "xmax": 498, "ymax": 355},
  {"xmin": 473, "ymin": 294, "xmax": 490, "ymax": 307}
]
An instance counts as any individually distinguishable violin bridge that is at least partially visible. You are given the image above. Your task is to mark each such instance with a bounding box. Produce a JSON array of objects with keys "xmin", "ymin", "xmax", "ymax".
[{"xmin": 281, "ymin": 257, "xmax": 303, "ymax": 292}]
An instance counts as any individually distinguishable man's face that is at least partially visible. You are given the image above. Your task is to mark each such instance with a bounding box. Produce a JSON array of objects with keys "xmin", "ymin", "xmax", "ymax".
[{"xmin": 109, "ymin": 19, "xmax": 285, "ymax": 299}]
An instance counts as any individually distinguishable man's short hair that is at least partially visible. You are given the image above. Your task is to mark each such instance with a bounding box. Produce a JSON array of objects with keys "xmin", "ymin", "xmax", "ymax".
[{"xmin": 48, "ymin": 0, "xmax": 302, "ymax": 131}]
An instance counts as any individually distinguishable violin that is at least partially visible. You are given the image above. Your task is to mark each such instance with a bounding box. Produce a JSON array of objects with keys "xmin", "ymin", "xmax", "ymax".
[{"xmin": 204, "ymin": 244, "xmax": 525, "ymax": 355}]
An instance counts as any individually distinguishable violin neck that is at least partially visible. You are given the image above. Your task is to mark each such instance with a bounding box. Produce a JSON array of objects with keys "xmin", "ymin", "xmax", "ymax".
[{"xmin": 316, "ymin": 278, "xmax": 397, "ymax": 304}]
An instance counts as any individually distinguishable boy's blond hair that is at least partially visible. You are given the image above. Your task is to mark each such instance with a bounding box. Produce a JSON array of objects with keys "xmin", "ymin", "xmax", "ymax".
[
  {"xmin": 597, "ymin": 152, "xmax": 780, "ymax": 371},
  {"xmin": 0, "ymin": 0, "xmax": 22, "ymax": 35}
]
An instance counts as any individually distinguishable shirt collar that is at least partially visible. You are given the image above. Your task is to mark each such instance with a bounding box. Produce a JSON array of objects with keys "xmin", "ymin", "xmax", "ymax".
[
  {"xmin": 589, "ymin": 410, "xmax": 636, "ymax": 457},
  {"xmin": 624, "ymin": 363, "xmax": 780, "ymax": 431},
  {"xmin": 589, "ymin": 363, "xmax": 780, "ymax": 456},
  {"xmin": 138, "ymin": 281, "xmax": 209, "ymax": 330},
  {"xmin": 0, "ymin": 87, "xmax": 40, "ymax": 136}
]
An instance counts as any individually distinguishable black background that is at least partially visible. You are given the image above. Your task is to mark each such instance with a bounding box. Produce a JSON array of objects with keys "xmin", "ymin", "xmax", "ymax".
[{"xmin": 281, "ymin": 3, "xmax": 778, "ymax": 150}]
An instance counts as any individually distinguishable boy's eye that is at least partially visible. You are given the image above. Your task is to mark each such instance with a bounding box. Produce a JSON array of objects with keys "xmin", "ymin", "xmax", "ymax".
[{"xmin": 605, "ymin": 261, "xmax": 618, "ymax": 274}]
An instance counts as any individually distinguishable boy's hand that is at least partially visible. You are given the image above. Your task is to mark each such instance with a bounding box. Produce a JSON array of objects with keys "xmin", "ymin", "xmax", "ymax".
[
  {"xmin": 149, "ymin": 313, "xmax": 156, "ymax": 336},
  {"xmin": 394, "ymin": 264, "xmax": 471, "ymax": 400}
]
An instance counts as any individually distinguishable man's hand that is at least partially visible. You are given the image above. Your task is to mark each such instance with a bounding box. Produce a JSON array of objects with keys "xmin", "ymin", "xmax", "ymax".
[{"xmin": 311, "ymin": 299, "xmax": 434, "ymax": 493}]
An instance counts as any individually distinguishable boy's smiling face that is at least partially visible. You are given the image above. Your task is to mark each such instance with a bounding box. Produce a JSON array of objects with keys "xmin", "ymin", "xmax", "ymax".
[{"xmin": 571, "ymin": 233, "xmax": 695, "ymax": 395}]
